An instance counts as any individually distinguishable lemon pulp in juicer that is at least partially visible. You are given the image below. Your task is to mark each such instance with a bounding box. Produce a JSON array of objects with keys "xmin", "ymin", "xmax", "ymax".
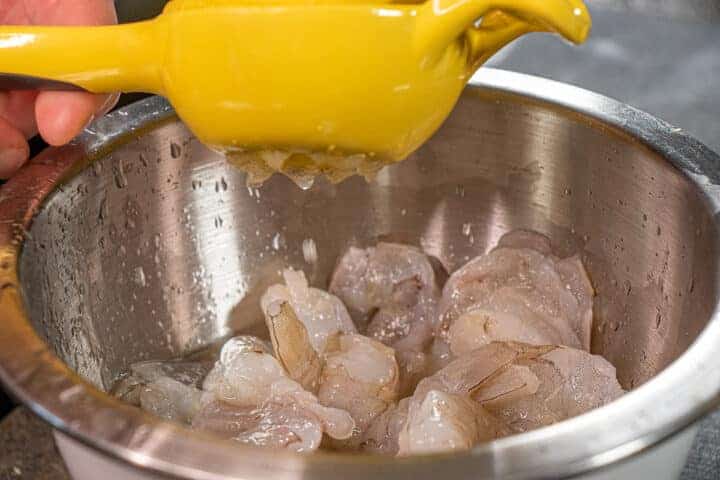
[{"xmin": 226, "ymin": 148, "xmax": 388, "ymax": 190}]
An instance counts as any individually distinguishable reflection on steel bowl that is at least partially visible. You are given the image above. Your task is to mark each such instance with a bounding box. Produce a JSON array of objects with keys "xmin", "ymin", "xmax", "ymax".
[{"xmin": 0, "ymin": 69, "xmax": 719, "ymax": 480}]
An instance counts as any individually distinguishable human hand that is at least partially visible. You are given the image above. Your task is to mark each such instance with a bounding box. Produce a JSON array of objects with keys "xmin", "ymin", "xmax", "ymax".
[{"xmin": 0, "ymin": 0, "xmax": 118, "ymax": 179}]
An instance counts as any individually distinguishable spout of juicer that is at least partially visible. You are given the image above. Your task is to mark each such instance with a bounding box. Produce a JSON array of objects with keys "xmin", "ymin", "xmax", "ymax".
[{"xmin": 416, "ymin": 0, "xmax": 591, "ymax": 74}]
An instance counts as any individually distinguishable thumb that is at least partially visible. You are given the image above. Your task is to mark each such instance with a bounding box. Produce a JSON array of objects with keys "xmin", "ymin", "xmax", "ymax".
[{"xmin": 35, "ymin": 91, "xmax": 116, "ymax": 146}]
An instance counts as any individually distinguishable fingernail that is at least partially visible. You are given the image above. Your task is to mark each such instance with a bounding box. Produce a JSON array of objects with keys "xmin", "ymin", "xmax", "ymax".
[
  {"xmin": 0, "ymin": 147, "xmax": 28, "ymax": 179},
  {"xmin": 98, "ymin": 93, "xmax": 120, "ymax": 116},
  {"xmin": 83, "ymin": 113, "xmax": 96, "ymax": 131}
]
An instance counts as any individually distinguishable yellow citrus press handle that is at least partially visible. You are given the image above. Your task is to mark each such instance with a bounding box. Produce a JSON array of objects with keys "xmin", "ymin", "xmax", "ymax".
[
  {"xmin": 417, "ymin": 0, "xmax": 591, "ymax": 74},
  {"xmin": 0, "ymin": 19, "xmax": 166, "ymax": 94}
]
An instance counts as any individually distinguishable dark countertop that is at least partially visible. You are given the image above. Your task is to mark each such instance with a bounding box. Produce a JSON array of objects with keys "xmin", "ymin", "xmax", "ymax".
[
  {"xmin": 0, "ymin": 409, "xmax": 69, "ymax": 480},
  {"xmin": 1, "ymin": 5, "xmax": 719, "ymax": 479}
]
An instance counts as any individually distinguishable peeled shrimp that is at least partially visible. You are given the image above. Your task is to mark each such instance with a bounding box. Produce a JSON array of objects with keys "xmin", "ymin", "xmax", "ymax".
[
  {"xmin": 400, "ymin": 344, "xmax": 518, "ymax": 455},
  {"xmin": 361, "ymin": 398, "xmax": 410, "ymax": 455},
  {"xmin": 191, "ymin": 397, "xmax": 353, "ymax": 452},
  {"xmin": 139, "ymin": 376, "xmax": 205, "ymax": 423},
  {"xmin": 426, "ymin": 342, "xmax": 623, "ymax": 433},
  {"xmin": 263, "ymin": 300, "xmax": 323, "ymax": 392},
  {"xmin": 330, "ymin": 243, "xmax": 440, "ymax": 394},
  {"xmin": 261, "ymin": 268, "xmax": 356, "ymax": 354},
  {"xmin": 471, "ymin": 343, "xmax": 624, "ymax": 432},
  {"xmin": 111, "ymin": 231, "xmax": 625, "ymax": 457},
  {"xmin": 398, "ymin": 390, "xmax": 509, "ymax": 455},
  {"xmin": 318, "ymin": 333, "xmax": 400, "ymax": 448},
  {"xmin": 401, "ymin": 341, "xmax": 622, "ymax": 454},
  {"xmin": 199, "ymin": 335, "xmax": 355, "ymax": 451},
  {"xmin": 260, "ymin": 278, "xmax": 401, "ymax": 448},
  {"xmin": 435, "ymin": 230, "xmax": 593, "ymax": 366},
  {"xmin": 111, "ymin": 357, "xmax": 215, "ymax": 407}
]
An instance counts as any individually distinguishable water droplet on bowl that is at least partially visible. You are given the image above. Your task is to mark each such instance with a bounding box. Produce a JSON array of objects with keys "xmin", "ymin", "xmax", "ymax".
[
  {"xmin": 170, "ymin": 142, "xmax": 182, "ymax": 159},
  {"xmin": 133, "ymin": 266, "xmax": 147, "ymax": 287},
  {"xmin": 113, "ymin": 159, "xmax": 128, "ymax": 189},
  {"xmin": 303, "ymin": 238, "xmax": 318, "ymax": 264}
]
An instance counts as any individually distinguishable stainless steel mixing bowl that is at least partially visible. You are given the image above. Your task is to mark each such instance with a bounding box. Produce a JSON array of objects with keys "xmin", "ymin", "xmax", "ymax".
[{"xmin": 1, "ymin": 69, "xmax": 720, "ymax": 479}]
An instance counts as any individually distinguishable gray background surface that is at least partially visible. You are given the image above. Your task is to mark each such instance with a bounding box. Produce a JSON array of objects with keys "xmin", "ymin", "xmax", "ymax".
[{"xmin": 488, "ymin": 5, "xmax": 720, "ymax": 152}]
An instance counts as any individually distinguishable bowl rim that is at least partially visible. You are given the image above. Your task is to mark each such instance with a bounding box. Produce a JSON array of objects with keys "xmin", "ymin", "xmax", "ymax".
[{"xmin": 1, "ymin": 68, "xmax": 720, "ymax": 479}]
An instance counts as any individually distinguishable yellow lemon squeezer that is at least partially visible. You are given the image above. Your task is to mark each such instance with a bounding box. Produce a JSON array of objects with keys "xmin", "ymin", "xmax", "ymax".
[{"xmin": 0, "ymin": 0, "xmax": 590, "ymax": 187}]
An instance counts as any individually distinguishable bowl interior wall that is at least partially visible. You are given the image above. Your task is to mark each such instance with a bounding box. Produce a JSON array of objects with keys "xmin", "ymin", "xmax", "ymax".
[{"xmin": 19, "ymin": 89, "xmax": 719, "ymax": 392}]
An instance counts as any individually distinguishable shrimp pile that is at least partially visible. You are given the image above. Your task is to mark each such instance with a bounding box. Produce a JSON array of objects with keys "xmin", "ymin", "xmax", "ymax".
[{"xmin": 113, "ymin": 230, "xmax": 624, "ymax": 455}]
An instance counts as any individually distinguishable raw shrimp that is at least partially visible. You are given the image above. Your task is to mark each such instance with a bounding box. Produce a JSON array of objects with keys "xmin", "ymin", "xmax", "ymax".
[
  {"xmin": 199, "ymin": 335, "xmax": 355, "ymax": 451},
  {"xmin": 202, "ymin": 344, "xmax": 287, "ymax": 406},
  {"xmin": 119, "ymin": 334, "xmax": 354, "ymax": 452},
  {"xmin": 140, "ymin": 376, "xmax": 205, "ymax": 423},
  {"xmin": 330, "ymin": 243, "xmax": 440, "ymax": 394},
  {"xmin": 425, "ymin": 342, "xmax": 623, "ymax": 433},
  {"xmin": 447, "ymin": 291, "xmax": 572, "ymax": 357},
  {"xmin": 261, "ymin": 287, "xmax": 400, "ymax": 449},
  {"xmin": 261, "ymin": 268, "xmax": 356, "ymax": 354},
  {"xmin": 318, "ymin": 333, "xmax": 400, "ymax": 448},
  {"xmin": 111, "ymin": 337, "xmax": 268, "ymax": 421},
  {"xmin": 434, "ymin": 230, "xmax": 593, "ymax": 366},
  {"xmin": 110, "ymin": 231, "xmax": 625, "ymax": 457},
  {"xmin": 111, "ymin": 358, "xmax": 215, "ymax": 406},
  {"xmin": 263, "ymin": 300, "xmax": 323, "ymax": 392},
  {"xmin": 191, "ymin": 398, "xmax": 353, "ymax": 452},
  {"xmin": 471, "ymin": 343, "xmax": 625, "ymax": 432},
  {"xmin": 398, "ymin": 390, "xmax": 508, "ymax": 455},
  {"xmin": 494, "ymin": 229, "xmax": 553, "ymax": 254},
  {"xmin": 399, "ymin": 343, "xmax": 517, "ymax": 455},
  {"xmin": 401, "ymin": 341, "xmax": 622, "ymax": 453},
  {"xmin": 361, "ymin": 398, "xmax": 410, "ymax": 455}
]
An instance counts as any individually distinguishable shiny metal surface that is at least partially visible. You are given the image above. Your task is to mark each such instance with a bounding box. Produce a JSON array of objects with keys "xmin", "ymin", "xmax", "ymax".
[{"xmin": 2, "ymin": 69, "xmax": 720, "ymax": 479}]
